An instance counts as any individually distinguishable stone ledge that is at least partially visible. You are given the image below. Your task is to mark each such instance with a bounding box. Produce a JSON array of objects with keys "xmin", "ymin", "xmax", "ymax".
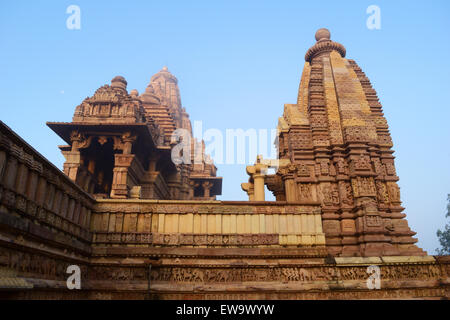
[
  {"xmin": 381, "ymin": 256, "xmax": 436, "ymax": 264},
  {"xmin": 334, "ymin": 256, "xmax": 437, "ymax": 265},
  {"xmin": 91, "ymin": 246, "xmax": 329, "ymax": 258},
  {"xmin": 335, "ymin": 257, "xmax": 382, "ymax": 265}
]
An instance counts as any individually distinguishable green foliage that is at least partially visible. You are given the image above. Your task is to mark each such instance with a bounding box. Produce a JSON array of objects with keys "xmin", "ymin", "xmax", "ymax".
[{"xmin": 436, "ymin": 194, "xmax": 450, "ymax": 255}]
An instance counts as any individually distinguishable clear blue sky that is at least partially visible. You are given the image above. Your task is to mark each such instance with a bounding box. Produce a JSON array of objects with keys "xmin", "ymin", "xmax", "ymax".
[{"xmin": 1, "ymin": 0, "xmax": 449, "ymax": 254}]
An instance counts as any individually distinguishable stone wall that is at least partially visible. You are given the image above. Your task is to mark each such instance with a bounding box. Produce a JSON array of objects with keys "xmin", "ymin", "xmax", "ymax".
[
  {"xmin": 0, "ymin": 121, "xmax": 449, "ymax": 299},
  {"xmin": 0, "ymin": 121, "xmax": 94, "ymax": 298},
  {"xmin": 92, "ymin": 200, "xmax": 326, "ymax": 247}
]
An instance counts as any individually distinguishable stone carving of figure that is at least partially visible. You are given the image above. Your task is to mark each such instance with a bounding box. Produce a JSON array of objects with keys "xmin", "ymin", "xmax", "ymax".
[
  {"xmin": 322, "ymin": 185, "xmax": 332, "ymax": 205},
  {"xmin": 376, "ymin": 181, "xmax": 389, "ymax": 204},
  {"xmin": 331, "ymin": 185, "xmax": 340, "ymax": 205},
  {"xmin": 388, "ymin": 183, "xmax": 401, "ymax": 202},
  {"xmin": 299, "ymin": 184, "xmax": 312, "ymax": 200},
  {"xmin": 336, "ymin": 158, "xmax": 348, "ymax": 175}
]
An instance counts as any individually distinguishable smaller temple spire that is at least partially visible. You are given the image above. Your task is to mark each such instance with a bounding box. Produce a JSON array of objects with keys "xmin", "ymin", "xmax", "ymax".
[
  {"xmin": 111, "ymin": 76, "xmax": 128, "ymax": 93},
  {"xmin": 140, "ymin": 83, "xmax": 161, "ymax": 105},
  {"xmin": 151, "ymin": 66, "xmax": 178, "ymax": 84}
]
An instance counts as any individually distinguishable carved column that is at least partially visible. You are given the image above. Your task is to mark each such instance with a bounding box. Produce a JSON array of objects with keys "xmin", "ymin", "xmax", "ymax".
[
  {"xmin": 110, "ymin": 133, "xmax": 137, "ymax": 199},
  {"xmin": 245, "ymin": 160, "xmax": 267, "ymax": 201},
  {"xmin": 188, "ymin": 180, "xmax": 197, "ymax": 199},
  {"xmin": 265, "ymin": 174, "xmax": 285, "ymax": 201},
  {"xmin": 253, "ymin": 173, "xmax": 265, "ymax": 201},
  {"xmin": 241, "ymin": 182, "xmax": 255, "ymax": 201},
  {"xmin": 63, "ymin": 131, "xmax": 92, "ymax": 183},
  {"xmin": 202, "ymin": 181, "xmax": 213, "ymax": 199},
  {"xmin": 110, "ymin": 154, "xmax": 135, "ymax": 199},
  {"xmin": 278, "ymin": 165, "xmax": 297, "ymax": 202},
  {"xmin": 148, "ymin": 154, "xmax": 160, "ymax": 172},
  {"xmin": 167, "ymin": 172, "xmax": 181, "ymax": 200}
]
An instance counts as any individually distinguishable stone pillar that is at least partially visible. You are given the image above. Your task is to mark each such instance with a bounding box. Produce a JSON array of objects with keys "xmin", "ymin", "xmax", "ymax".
[
  {"xmin": 243, "ymin": 156, "xmax": 291, "ymax": 202},
  {"xmin": 284, "ymin": 178, "xmax": 296, "ymax": 202},
  {"xmin": 130, "ymin": 186, "xmax": 141, "ymax": 199},
  {"xmin": 148, "ymin": 154, "xmax": 160, "ymax": 172},
  {"xmin": 243, "ymin": 155, "xmax": 270, "ymax": 201},
  {"xmin": 253, "ymin": 173, "xmax": 265, "ymax": 201},
  {"xmin": 241, "ymin": 182, "xmax": 255, "ymax": 201},
  {"xmin": 110, "ymin": 154, "xmax": 135, "ymax": 199},
  {"xmin": 202, "ymin": 181, "xmax": 213, "ymax": 199},
  {"xmin": 167, "ymin": 173, "xmax": 182, "ymax": 200},
  {"xmin": 62, "ymin": 131, "xmax": 92, "ymax": 183},
  {"xmin": 110, "ymin": 133, "xmax": 137, "ymax": 199},
  {"xmin": 278, "ymin": 165, "xmax": 297, "ymax": 202},
  {"xmin": 188, "ymin": 180, "xmax": 196, "ymax": 199}
]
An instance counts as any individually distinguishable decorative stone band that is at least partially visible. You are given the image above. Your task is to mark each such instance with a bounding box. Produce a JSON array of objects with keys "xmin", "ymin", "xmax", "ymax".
[
  {"xmin": 93, "ymin": 232, "xmax": 279, "ymax": 246},
  {"xmin": 93, "ymin": 232, "xmax": 326, "ymax": 246},
  {"xmin": 305, "ymin": 40, "xmax": 346, "ymax": 63},
  {"xmin": 144, "ymin": 289, "xmax": 447, "ymax": 300},
  {"xmin": 84, "ymin": 255, "xmax": 448, "ymax": 300},
  {"xmin": 147, "ymin": 263, "xmax": 443, "ymax": 284},
  {"xmin": 91, "ymin": 201, "xmax": 326, "ymax": 246}
]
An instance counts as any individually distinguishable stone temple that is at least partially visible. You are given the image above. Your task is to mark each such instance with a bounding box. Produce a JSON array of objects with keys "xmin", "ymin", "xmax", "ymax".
[{"xmin": 0, "ymin": 29, "xmax": 448, "ymax": 299}]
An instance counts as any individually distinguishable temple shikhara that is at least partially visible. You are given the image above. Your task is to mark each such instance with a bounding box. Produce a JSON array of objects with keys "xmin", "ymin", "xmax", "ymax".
[
  {"xmin": 0, "ymin": 29, "xmax": 448, "ymax": 299},
  {"xmin": 48, "ymin": 66, "xmax": 222, "ymax": 201}
]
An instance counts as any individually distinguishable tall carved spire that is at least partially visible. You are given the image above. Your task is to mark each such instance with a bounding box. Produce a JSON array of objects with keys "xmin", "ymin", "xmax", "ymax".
[{"xmin": 261, "ymin": 28, "xmax": 425, "ymax": 257}]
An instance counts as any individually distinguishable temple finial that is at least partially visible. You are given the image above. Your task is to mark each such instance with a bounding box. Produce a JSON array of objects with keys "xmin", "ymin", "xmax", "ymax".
[
  {"xmin": 305, "ymin": 28, "xmax": 345, "ymax": 62},
  {"xmin": 315, "ymin": 28, "xmax": 331, "ymax": 42},
  {"xmin": 111, "ymin": 76, "xmax": 127, "ymax": 92}
]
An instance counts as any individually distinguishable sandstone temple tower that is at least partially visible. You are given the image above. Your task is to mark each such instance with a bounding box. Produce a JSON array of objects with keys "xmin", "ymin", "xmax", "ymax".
[
  {"xmin": 0, "ymin": 29, "xmax": 448, "ymax": 299},
  {"xmin": 243, "ymin": 28, "xmax": 424, "ymax": 258},
  {"xmin": 47, "ymin": 67, "xmax": 222, "ymax": 201}
]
